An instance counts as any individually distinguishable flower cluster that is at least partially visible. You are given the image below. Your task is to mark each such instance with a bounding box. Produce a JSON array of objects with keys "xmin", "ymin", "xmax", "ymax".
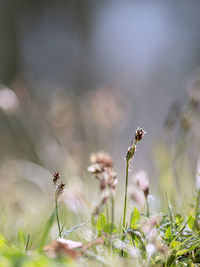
[
  {"xmin": 88, "ymin": 152, "xmax": 117, "ymax": 193},
  {"xmin": 88, "ymin": 152, "xmax": 118, "ymax": 215}
]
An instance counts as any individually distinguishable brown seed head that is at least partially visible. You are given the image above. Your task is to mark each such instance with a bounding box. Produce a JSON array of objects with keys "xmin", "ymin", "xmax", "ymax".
[
  {"xmin": 107, "ymin": 169, "xmax": 118, "ymax": 191},
  {"xmin": 143, "ymin": 187, "xmax": 149, "ymax": 199},
  {"xmin": 135, "ymin": 127, "xmax": 145, "ymax": 143},
  {"xmin": 53, "ymin": 172, "xmax": 60, "ymax": 184},
  {"xmin": 100, "ymin": 177, "xmax": 107, "ymax": 190},
  {"xmin": 56, "ymin": 183, "xmax": 65, "ymax": 198}
]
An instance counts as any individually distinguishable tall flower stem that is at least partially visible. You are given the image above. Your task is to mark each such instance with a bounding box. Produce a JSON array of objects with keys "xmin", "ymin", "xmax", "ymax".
[
  {"xmin": 122, "ymin": 127, "xmax": 145, "ymax": 234},
  {"xmin": 111, "ymin": 193, "xmax": 115, "ymax": 234},
  {"xmin": 123, "ymin": 160, "xmax": 129, "ymax": 231},
  {"xmin": 53, "ymin": 173, "xmax": 65, "ymax": 238},
  {"xmin": 55, "ymin": 197, "xmax": 62, "ymax": 238}
]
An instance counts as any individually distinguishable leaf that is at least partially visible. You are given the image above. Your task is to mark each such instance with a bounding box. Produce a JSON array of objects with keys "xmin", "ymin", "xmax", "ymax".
[
  {"xmin": 170, "ymin": 216, "xmax": 192, "ymax": 245},
  {"xmin": 188, "ymin": 216, "xmax": 195, "ymax": 230},
  {"xmin": 170, "ymin": 240, "xmax": 181, "ymax": 249},
  {"xmin": 127, "ymin": 229, "xmax": 145, "ymax": 250},
  {"xmin": 17, "ymin": 228, "xmax": 25, "ymax": 248},
  {"xmin": 91, "ymin": 215, "xmax": 97, "ymax": 228},
  {"xmin": 166, "ymin": 193, "xmax": 174, "ymax": 228},
  {"xmin": 165, "ymin": 226, "xmax": 172, "ymax": 239},
  {"xmin": 175, "ymin": 214, "xmax": 184, "ymax": 225},
  {"xmin": 176, "ymin": 248, "xmax": 189, "ymax": 256},
  {"xmin": 166, "ymin": 251, "xmax": 176, "ymax": 266},
  {"xmin": 97, "ymin": 214, "xmax": 106, "ymax": 233},
  {"xmin": 103, "ymin": 223, "xmax": 117, "ymax": 234},
  {"xmin": 0, "ymin": 234, "xmax": 8, "ymax": 248},
  {"xmin": 130, "ymin": 207, "xmax": 140, "ymax": 229}
]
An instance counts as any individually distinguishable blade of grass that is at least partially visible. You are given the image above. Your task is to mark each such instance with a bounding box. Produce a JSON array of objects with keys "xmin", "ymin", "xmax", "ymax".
[
  {"xmin": 39, "ymin": 209, "xmax": 55, "ymax": 249},
  {"xmin": 63, "ymin": 221, "xmax": 89, "ymax": 237},
  {"xmin": 25, "ymin": 234, "xmax": 30, "ymax": 251},
  {"xmin": 170, "ymin": 216, "xmax": 192, "ymax": 245},
  {"xmin": 166, "ymin": 192, "xmax": 174, "ymax": 230}
]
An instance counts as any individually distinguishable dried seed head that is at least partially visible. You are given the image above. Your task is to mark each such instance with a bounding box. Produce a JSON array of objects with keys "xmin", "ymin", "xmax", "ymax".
[
  {"xmin": 107, "ymin": 169, "xmax": 118, "ymax": 192},
  {"xmin": 87, "ymin": 163, "xmax": 103, "ymax": 174},
  {"xmin": 90, "ymin": 152, "xmax": 113, "ymax": 168},
  {"xmin": 143, "ymin": 187, "xmax": 149, "ymax": 199},
  {"xmin": 53, "ymin": 172, "xmax": 60, "ymax": 184},
  {"xmin": 56, "ymin": 183, "xmax": 65, "ymax": 198},
  {"xmin": 100, "ymin": 176, "xmax": 107, "ymax": 190},
  {"xmin": 135, "ymin": 127, "xmax": 145, "ymax": 143},
  {"xmin": 88, "ymin": 151, "xmax": 118, "ymax": 216},
  {"xmin": 109, "ymin": 177, "xmax": 118, "ymax": 191}
]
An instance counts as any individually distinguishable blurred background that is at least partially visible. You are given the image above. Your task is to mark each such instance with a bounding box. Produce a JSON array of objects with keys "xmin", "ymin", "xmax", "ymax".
[{"xmin": 1, "ymin": 0, "xmax": 200, "ymax": 242}]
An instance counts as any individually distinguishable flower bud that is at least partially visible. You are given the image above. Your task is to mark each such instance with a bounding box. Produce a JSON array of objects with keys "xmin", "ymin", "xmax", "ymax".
[
  {"xmin": 135, "ymin": 127, "xmax": 145, "ymax": 143},
  {"xmin": 53, "ymin": 172, "xmax": 60, "ymax": 185}
]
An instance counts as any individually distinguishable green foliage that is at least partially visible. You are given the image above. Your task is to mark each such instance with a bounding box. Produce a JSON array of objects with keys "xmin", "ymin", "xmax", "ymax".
[
  {"xmin": 39, "ymin": 210, "xmax": 55, "ymax": 249},
  {"xmin": 130, "ymin": 207, "xmax": 140, "ymax": 229},
  {"xmin": 97, "ymin": 213, "xmax": 106, "ymax": 234},
  {"xmin": 1, "ymin": 184, "xmax": 200, "ymax": 266},
  {"xmin": 1, "ymin": 131, "xmax": 200, "ymax": 266}
]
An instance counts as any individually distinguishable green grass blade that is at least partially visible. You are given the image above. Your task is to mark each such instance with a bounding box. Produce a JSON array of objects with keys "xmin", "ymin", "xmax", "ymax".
[{"xmin": 39, "ymin": 209, "xmax": 55, "ymax": 249}]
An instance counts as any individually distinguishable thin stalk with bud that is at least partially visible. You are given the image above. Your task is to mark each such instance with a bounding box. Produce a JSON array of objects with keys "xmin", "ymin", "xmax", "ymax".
[
  {"xmin": 122, "ymin": 128, "xmax": 145, "ymax": 232},
  {"xmin": 53, "ymin": 172, "xmax": 65, "ymax": 238}
]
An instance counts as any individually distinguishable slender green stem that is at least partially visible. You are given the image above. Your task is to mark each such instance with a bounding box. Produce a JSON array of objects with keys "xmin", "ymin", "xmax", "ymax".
[
  {"xmin": 121, "ymin": 168, "xmax": 128, "ymax": 258},
  {"xmin": 123, "ymin": 160, "xmax": 129, "ymax": 232},
  {"xmin": 25, "ymin": 234, "xmax": 30, "ymax": 251},
  {"xmin": 55, "ymin": 197, "xmax": 61, "ymax": 238},
  {"xmin": 111, "ymin": 193, "xmax": 114, "ymax": 235}
]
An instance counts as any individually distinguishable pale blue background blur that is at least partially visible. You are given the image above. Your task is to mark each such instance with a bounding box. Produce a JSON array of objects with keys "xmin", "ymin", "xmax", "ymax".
[{"xmin": 0, "ymin": 0, "xmax": 200, "ymax": 176}]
